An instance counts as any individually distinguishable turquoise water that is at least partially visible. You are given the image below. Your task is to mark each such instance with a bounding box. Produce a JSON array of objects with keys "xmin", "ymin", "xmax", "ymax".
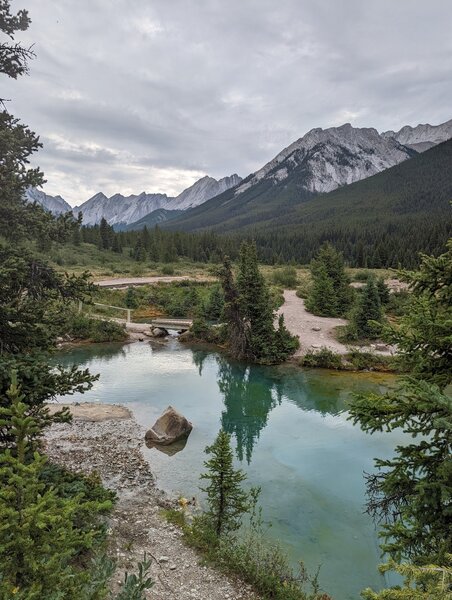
[{"xmin": 55, "ymin": 340, "xmax": 404, "ymax": 600}]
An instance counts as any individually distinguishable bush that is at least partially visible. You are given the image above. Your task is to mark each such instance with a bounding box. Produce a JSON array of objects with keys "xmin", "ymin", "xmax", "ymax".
[
  {"xmin": 353, "ymin": 270, "xmax": 372, "ymax": 282},
  {"xmin": 66, "ymin": 313, "xmax": 126, "ymax": 342},
  {"xmin": 385, "ymin": 290, "xmax": 410, "ymax": 317},
  {"xmin": 271, "ymin": 266, "xmax": 298, "ymax": 288},
  {"xmin": 160, "ymin": 264, "xmax": 175, "ymax": 275},
  {"xmin": 345, "ymin": 350, "xmax": 395, "ymax": 371},
  {"xmin": 300, "ymin": 348, "xmax": 343, "ymax": 369}
]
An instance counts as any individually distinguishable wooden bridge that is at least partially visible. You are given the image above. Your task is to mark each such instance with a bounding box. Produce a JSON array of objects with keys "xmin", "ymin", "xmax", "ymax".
[{"xmin": 149, "ymin": 318, "xmax": 192, "ymax": 332}]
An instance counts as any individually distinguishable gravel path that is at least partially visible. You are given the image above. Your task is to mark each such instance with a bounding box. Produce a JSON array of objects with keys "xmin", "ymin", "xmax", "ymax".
[
  {"xmin": 278, "ymin": 290, "xmax": 349, "ymax": 356},
  {"xmin": 45, "ymin": 407, "xmax": 257, "ymax": 600},
  {"xmin": 95, "ymin": 276, "xmax": 211, "ymax": 288}
]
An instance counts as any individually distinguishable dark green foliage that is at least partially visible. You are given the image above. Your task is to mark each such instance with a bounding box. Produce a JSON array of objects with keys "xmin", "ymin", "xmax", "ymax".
[
  {"xmin": 350, "ymin": 240, "xmax": 452, "ymax": 572},
  {"xmin": 66, "ymin": 313, "xmax": 126, "ymax": 343},
  {"xmin": 376, "ymin": 277, "xmax": 390, "ymax": 305},
  {"xmin": 203, "ymin": 284, "xmax": 225, "ymax": 321},
  {"xmin": 349, "ymin": 277, "xmax": 383, "ymax": 340},
  {"xmin": 0, "ymin": 244, "xmax": 93, "ymax": 354},
  {"xmin": 165, "ymin": 139, "xmax": 452, "ymax": 270},
  {"xmin": 306, "ymin": 243, "xmax": 353, "ymax": 317},
  {"xmin": 191, "ymin": 315, "xmax": 211, "ymax": 340},
  {"xmin": 349, "ymin": 380, "xmax": 452, "ymax": 565},
  {"xmin": 125, "ymin": 286, "xmax": 138, "ymax": 308},
  {"xmin": 384, "ymin": 240, "xmax": 452, "ymax": 389},
  {"xmin": 385, "ymin": 290, "xmax": 410, "ymax": 317},
  {"xmin": 300, "ymin": 348, "xmax": 343, "ymax": 370},
  {"xmin": 200, "ymin": 430, "xmax": 255, "ymax": 537},
  {"xmin": 0, "ymin": 374, "xmax": 114, "ymax": 598},
  {"xmin": 98, "ymin": 217, "xmax": 114, "ymax": 250},
  {"xmin": 345, "ymin": 350, "xmax": 395, "ymax": 372},
  {"xmin": 219, "ymin": 243, "xmax": 299, "ymax": 364}
]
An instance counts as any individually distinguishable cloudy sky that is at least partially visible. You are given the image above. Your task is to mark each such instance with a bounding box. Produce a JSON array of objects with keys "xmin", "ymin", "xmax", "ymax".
[{"xmin": 6, "ymin": 0, "xmax": 452, "ymax": 205}]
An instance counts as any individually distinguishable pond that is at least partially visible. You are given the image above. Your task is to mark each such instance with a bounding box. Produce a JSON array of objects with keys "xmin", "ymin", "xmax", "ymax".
[{"xmin": 55, "ymin": 339, "xmax": 404, "ymax": 600}]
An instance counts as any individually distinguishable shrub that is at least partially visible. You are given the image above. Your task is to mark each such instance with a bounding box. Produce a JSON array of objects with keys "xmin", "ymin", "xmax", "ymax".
[
  {"xmin": 160, "ymin": 264, "xmax": 175, "ymax": 275},
  {"xmin": 353, "ymin": 270, "xmax": 372, "ymax": 282},
  {"xmin": 271, "ymin": 266, "xmax": 298, "ymax": 288},
  {"xmin": 345, "ymin": 350, "xmax": 394, "ymax": 371},
  {"xmin": 66, "ymin": 313, "xmax": 126, "ymax": 342},
  {"xmin": 300, "ymin": 348, "xmax": 343, "ymax": 369}
]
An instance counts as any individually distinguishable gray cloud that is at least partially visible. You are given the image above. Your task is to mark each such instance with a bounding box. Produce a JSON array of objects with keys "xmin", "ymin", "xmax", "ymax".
[{"xmin": 4, "ymin": 0, "xmax": 452, "ymax": 204}]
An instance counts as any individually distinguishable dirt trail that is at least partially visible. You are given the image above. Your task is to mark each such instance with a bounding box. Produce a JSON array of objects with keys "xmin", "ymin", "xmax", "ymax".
[
  {"xmin": 45, "ymin": 405, "xmax": 257, "ymax": 600},
  {"xmin": 95, "ymin": 276, "xmax": 211, "ymax": 288},
  {"xmin": 278, "ymin": 290, "xmax": 349, "ymax": 356}
]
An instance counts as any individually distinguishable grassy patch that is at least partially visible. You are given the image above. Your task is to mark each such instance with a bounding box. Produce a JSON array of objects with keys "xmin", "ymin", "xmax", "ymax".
[{"xmin": 162, "ymin": 510, "xmax": 330, "ymax": 600}]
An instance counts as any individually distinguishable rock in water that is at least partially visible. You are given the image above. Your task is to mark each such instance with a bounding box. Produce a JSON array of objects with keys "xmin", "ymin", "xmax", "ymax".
[
  {"xmin": 145, "ymin": 406, "xmax": 193, "ymax": 445},
  {"xmin": 151, "ymin": 327, "xmax": 168, "ymax": 338}
]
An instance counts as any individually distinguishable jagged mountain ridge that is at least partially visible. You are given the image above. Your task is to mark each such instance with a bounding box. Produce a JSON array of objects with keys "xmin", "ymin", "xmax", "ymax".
[
  {"xmin": 25, "ymin": 173, "xmax": 242, "ymax": 225},
  {"xmin": 234, "ymin": 123, "xmax": 416, "ymax": 197},
  {"xmin": 382, "ymin": 118, "xmax": 452, "ymax": 152},
  {"xmin": 24, "ymin": 187, "xmax": 72, "ymax": 215},
  {"xmin": 166, "ymin": 118, "xmax": 452, "ymax": 232}
]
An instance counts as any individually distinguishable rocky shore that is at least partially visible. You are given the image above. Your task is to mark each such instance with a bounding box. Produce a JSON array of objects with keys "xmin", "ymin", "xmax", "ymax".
[{"xmin": 44, "ymin": 403, "xmax": 256, "ymax": 600}]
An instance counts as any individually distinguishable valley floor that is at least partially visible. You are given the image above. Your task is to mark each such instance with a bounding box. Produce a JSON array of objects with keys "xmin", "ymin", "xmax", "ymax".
[{"xmin": 44, "ymin": 404, "xmax": 257, "ymax": 600}]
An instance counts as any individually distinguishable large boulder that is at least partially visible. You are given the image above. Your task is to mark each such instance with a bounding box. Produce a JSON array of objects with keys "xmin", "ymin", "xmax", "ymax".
[
  {"xmin": 145, "ymin": 406, "xmax": 192, "ymax": 446},
  {"xmin": 151, "ymin": 327, "xmax": 168, "ymax": 338}
]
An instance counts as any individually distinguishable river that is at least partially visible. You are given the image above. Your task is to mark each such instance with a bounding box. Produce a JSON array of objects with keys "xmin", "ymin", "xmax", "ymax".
[{"xmin": 55, "ymin": 339, "xmax": 404, "ymax": 600}]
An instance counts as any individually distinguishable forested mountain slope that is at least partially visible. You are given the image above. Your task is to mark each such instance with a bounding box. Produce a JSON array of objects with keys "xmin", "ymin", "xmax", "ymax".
[{"xmin": 167, "ymin": 139, "xmax": 452, "ymax": 267}]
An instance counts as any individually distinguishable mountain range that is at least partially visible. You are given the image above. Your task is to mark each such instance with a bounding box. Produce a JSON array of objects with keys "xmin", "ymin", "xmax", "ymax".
[
  {"xmin": 25, "ymin": 174, "xmax": 242, "ymax": 227},
  {"xmin": 25, "ymin": 118, "xmax": 452, "ymax": 232},
  {"xmin": 166, "ymin": 118, "xmax": 452, "ymax": 232}
]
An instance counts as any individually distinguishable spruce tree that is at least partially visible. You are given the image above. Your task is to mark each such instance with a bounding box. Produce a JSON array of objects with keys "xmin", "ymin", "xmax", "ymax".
[
  {"xmin": 376, "ymin": 277, "xmax": 390, "ymax": 305},
  {"xmin": 306, "ymin": 243, "xmax": 353, "ymax": 317},
  {"xmin": 125, "ymin": 286, "xmax": 138, "ymax": 309},
  {"xmin": 0, "ymin": 373, "xmax": 112, "ymax": 598},
  {"xmin": 350, "ymin": 239, "xmax": 452, "ymax": 579},
  {"xmin": 200, "ymin": 430, "xmax": 255, "ymax": 537},
  {"xmin": 351, "ymin": 277, "xmax": 383, "ymax": 339}
]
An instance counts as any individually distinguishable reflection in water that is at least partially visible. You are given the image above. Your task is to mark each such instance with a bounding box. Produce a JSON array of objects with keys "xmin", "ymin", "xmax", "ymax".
[
  {"xmin": 192, "ymin": 349, "xmax": 209, "ymax": 376},
  {"xmin": 55, "ymin": 342, "xmax": 128, "ymax": 368},
  {"xmin": 217, "ymin": 356, "xmax": 283, "ymax": 463},
  {"xmin": 146, "ymin": 437, "xmax": 188, "ymax": 456}
]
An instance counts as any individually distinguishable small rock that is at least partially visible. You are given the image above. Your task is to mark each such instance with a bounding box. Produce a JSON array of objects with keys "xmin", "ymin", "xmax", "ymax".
[{"xmin": 311, "ymin": 326, "xmax": 321, "ymax": 332}]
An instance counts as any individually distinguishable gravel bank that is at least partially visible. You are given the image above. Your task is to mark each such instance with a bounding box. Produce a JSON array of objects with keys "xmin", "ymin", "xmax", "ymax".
[{"xmin": 44, "ymin": 404, "xmax": 257, "ymax": 600}]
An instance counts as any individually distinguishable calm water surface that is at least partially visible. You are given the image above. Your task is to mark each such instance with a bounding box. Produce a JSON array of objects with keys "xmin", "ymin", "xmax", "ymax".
[{"xmin": 56, "ymin": 340, "xmax": 404, "ymax": 600}]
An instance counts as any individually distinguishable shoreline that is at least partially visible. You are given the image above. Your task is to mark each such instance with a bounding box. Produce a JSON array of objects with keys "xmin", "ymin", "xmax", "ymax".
[{"xmin": 44, "ymin": 402, "xmax": 257, "ymax": 600}]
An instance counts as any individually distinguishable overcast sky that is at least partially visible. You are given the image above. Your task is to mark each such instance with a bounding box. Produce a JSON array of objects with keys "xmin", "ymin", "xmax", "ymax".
[{"xmin": 6, "ymin": 0, "xmax": 452, "ymax": 205}]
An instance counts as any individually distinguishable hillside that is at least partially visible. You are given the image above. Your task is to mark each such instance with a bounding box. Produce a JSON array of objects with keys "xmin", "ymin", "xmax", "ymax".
[
  {"xmin": 116, "ymin": 208, "xmax": 183, "ymax": 231},
  {"xmin": 167, "ymin": 139, "xmax": 452, "ymax": 267}
]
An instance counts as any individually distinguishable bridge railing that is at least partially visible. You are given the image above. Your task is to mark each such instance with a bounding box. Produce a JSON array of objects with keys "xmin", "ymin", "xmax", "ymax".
[{"xmin": 78, "ymin": 301, "xmax": 131, "ymax": 323}]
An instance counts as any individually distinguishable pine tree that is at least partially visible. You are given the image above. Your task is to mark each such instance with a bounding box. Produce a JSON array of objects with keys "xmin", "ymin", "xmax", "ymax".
[
  {"xmin": 351, "ymin": 277, "xmax": 383, "ymax": 339},
  {"xmin": 376, "ymin": 277, "xmax": 390, "ymax": 305},
  {"xmin": 218, "ymin": 255, "xmax": 248, "ymax": 360},
  {"xmin": 349, "ymin": 239, "xmax": 452, "ymax": 574},
  {"xmin": 125, "ymin": 286, "xmax": 138, "ymax": 309},
  {"xmin": 306, "ymin": 243, "xmax": 353, "ymax": 317},
  {"xmin": 200, "ymin": 430, "xmax": 255, "ymax": 537},
  {"xmin": 0, "ymin": 373, "xmax": 112, "ymax": 598},
  {"xmin": 98, "ymin": 217, "xmax": 112, "ymax": 250}
]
